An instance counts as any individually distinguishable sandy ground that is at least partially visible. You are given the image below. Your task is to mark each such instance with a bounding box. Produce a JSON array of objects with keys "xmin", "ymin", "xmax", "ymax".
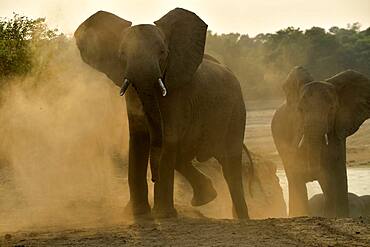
[
  {"xmin": 1, "ymin": 216, "xmax": 370, "ymax": 246},
  {"xmin": 1, "ymin": 101, "xmax": 370, "ymax": 246}
]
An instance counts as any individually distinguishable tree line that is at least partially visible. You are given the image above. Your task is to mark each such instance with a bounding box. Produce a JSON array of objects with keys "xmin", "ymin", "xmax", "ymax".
[
  {"xmin": 1, "ymin": 14, "xmax": 369, "ymax": 100},
  {"xmin": 206, "ymin": 24, "xmax": 370, "ymax": 99}
]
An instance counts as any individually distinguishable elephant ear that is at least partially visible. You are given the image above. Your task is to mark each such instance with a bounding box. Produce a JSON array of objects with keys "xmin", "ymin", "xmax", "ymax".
[
  {"xmin": 74, "ymin": 11, "xmax": 132, "ymax": 85},
  {"xmin": 154, "ymin": 8, "xmax": 208, "ymax": 91},
  {"xmin": 326, "ymin": 70, "xmax": 370, "ymax": 139},
  {"xmin": 283, "ymin": 66, "xmax": 314, "ymax": 106}
]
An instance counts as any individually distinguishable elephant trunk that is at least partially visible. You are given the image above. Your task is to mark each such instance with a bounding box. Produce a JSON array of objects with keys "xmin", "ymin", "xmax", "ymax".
[
  {"xmin": 122, "ymin": 60, "xmax": 165, "ymax": 182},
  {"xmin": 304, "ymin": 123, "xmax": 327, "ymax": 178},
  {"xmin": 306, "ymin": 132, "xmax": 322, "ymax": 175},
  {"xmin": 140, "ymin": 93, "xmax": 162, "ymax": 182}
]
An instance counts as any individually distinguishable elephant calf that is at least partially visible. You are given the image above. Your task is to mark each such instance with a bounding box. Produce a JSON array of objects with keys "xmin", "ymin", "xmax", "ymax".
[{"xmin": 309, "ymin": 193, "xmax": 370, "ymax": 217}]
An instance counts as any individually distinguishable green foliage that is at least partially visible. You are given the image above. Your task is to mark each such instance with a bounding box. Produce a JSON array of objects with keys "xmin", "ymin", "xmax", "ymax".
[
  {"xmin": 206, "ymin": 24, "xmax": 370, "ymax": 100},
  {"xmin": 0, "ymin": 14, "xmax": 59, "ymax": 80}
]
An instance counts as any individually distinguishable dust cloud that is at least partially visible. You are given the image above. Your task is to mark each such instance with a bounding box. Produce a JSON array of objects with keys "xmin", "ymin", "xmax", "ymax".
[
  {"xmin": 0, "ymin": 35, "xmax": 287, "ymax": 233},
  {"xmin": 0, "ymin": 40, "xmax": 130, "ymax": 232}
]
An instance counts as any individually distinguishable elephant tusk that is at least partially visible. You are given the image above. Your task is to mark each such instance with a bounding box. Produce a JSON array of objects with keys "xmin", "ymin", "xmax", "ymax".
[
  {"xmin": 158, "ymin": 78, "xmax": 167, "ymax": 97},
  {"xmin": 120, "ymin": 78, "xmax": 130, "ymax": 96},
  {"xmin": 298, "ymin": 135, "xmax": 304, "ymax": 148},
  {"xmin": 325, "ymin": 133, "xmax": 329, "ymax": 146}
]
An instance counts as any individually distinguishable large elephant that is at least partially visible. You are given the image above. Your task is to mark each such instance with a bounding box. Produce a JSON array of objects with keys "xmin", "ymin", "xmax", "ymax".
[
  {"xmin": 74, "ymin": 8, "xmax": 250, "ymax": 218},
  {"xmin": 271, "ymin": 67, "xmax": 370, "ymax": 217}
]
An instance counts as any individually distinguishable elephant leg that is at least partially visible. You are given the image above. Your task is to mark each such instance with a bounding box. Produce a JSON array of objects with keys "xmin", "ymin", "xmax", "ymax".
[
  {"xmin": 150, "ymin": 148, "xmax": 216, "ymax": 206},
  {"xmin": 218, "ymin": 153, "xmax": 249, "ymax": 219},
  {"xmin": 126, "ymin": 130, "xmax": 151, "ymax": 216},
  {"xmin": 319, "ymin": 177, "xmax": 336, "ymax": 217},
  {"xmin": 175, "ymin": 161, "xmax": 217, "ymax": 207},
  {"xmin": 288, "ymin": 177, "xmax": 309, "ymax": 217},
  {"xmin": 152, "ymin": 143, "xmax": 177, "ymax": 218},
  {"xmin": 334, "ymin": 165, "xmax": 349, "ymax": 217},
  {"xmin": 319, "ymin": 169, "xmax": 349, "ymax": 218}
]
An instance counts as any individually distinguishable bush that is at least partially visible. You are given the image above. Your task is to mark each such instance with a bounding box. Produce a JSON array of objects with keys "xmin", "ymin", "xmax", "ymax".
[{"xmin": 0, "ymin": 14, "xmax": 59, "ymax": 80}]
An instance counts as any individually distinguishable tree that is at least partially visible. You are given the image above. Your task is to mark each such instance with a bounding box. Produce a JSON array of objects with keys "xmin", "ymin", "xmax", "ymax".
[
  {"xmin": 0, "ymin": 14, "xmax": 59, "ymax": 80},
  {"xmin": 205, "ymin": 23, "xmax": 370, "ymax": 100}
]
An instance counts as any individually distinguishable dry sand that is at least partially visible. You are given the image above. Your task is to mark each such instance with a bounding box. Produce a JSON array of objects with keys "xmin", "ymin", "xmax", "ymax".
[{"xmin": 1, "ymin": 216, "xmax": 370, "ymax": 246}]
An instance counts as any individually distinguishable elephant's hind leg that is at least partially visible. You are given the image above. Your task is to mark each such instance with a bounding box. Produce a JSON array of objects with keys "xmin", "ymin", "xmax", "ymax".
[
  {"xmin": 217, "ymin": 153, "xmax": 249, "ymax": 219},
  {"xmin": 175, "ymin": 161, "xmax": 217, "ymax": 206},
  {"xmin": 215, "ymin": 103, "xmax": 249, "ymax": 219}
]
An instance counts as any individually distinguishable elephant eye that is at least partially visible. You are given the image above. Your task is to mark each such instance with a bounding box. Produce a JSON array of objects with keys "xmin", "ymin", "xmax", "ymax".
[
  {"xmin": 298, "ymin": 99, "xmax": 307, "ymax": 111},
  {"xmin": 159, "ymin": 47, "xmax": 168, "ymax": 56},
  {"xmin": 119, "ymin": 51, "xmax": 127, "ymax": 60},
  {"xmin": 159, "ymin": 50, "xmax": 166, "ymax": 58},
  {"xmin": 329, "ymin": 105, "xmax": 336, "ymax": 112}
]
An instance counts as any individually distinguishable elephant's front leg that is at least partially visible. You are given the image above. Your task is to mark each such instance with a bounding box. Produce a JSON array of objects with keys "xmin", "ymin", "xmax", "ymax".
[
  {"xmin": 175, "ymin": 161, "xmax": 217, "ymax": 207},
  {"xmin": 335, "ymin": 176, "xmax": 349, "ymax": 217},
  {"xmin": 151, "ymin": 150, "xmax": 217, "ymax": 207},
  {"xmin": 153, "ymin": 142, "xmax": 177, "ymax": 218},
  {"xmin": 320, "ymin": 169, "xmax": 349, "ymax": 217},
  {"xmin": 288, "ymin": 177, "xmax": 309, "ymax": 217},
  {"xmin": 320, "ymin": 141, "xmax": 349, "ymax": 217},
  {"xmin": 126, "ymin": 129, "xmax": 151, "ymax": 216}
]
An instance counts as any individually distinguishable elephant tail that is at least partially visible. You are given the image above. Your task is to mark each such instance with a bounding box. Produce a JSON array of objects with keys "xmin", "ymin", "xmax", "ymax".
[
  {"xmin": 243, "ymin": 143, "xmax": 264, "ymax": 198},
  {"xmin": 243, "ymin": 143, "xmax": 256, "ymax": 198}
]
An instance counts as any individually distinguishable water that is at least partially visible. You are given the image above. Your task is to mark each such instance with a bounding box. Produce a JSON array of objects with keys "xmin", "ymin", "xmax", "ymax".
[{"xmin": 277, "ymin": 167, "xmax": 370, "ymax": 203}]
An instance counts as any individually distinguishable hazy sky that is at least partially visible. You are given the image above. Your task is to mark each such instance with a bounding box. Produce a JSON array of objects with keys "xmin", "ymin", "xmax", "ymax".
[{"xmin": 0, "ymin": 0, "xmax": 369, "ymax": 36}]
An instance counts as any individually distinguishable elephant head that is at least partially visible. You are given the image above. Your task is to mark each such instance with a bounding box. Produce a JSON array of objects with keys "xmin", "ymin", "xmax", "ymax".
[
  {"xmin": 74, "ymin": 9, "xmax": 207, "ymax": 127},
  {"xmin": 284, "ymin": 67, "xmax": 370, "ymax": 176},
  {"xmin": 283, "ymin": 66, "xmax": 314, "ymax": 106}
]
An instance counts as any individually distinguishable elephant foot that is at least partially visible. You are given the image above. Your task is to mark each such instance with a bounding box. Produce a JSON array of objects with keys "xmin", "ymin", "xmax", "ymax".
[
  {"xmin": 124, "ymin": 201, "xmax": 151, "ymax": 217},
  {"xmin": 191, "ymin": 179, "xmax": 217, "ymax": 207},
  {"xmin": 152, "ymin": 206, "xmax": 178, "ymax": 219}
]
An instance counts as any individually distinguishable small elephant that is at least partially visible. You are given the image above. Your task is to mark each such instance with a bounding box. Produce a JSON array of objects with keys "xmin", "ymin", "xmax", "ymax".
[
  {"xmin": 309, "ymin": 193, "xmax": 369, "ymax": 217},
  {"xmin": 272, "ymin": 67, "xmax": 370, "ymax": 217},
  {"xmin": 74, "ymin": 8, "xmax": 250, "ymax": 218},
  {"xmin": 360, "ymin": 195, "xmax": 370, "ymax": 216}
]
